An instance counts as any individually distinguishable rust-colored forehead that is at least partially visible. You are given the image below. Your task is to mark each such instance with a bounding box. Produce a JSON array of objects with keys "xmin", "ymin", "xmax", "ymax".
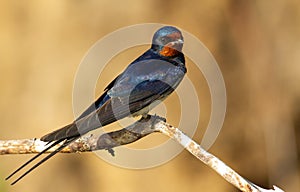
[{"xmin": 167, "ymin": 32, "xmax": 182, "ymax": 39}]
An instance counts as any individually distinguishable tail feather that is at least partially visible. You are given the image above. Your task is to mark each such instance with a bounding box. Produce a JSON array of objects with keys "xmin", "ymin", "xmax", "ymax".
[
  {"xmin": 40, "ymin": 99, "xmax": 116, "ymax": 142},
  {"xmin": 8, "ymin": 137, "xmax": 78, "ymax": 185},
  {"xmin": 41, "ymin": 123, "xmax": 79, "ymax": 142},
  {"xmin": 5, "ymin": 140, "xmax": 63, "ymax": 181}
]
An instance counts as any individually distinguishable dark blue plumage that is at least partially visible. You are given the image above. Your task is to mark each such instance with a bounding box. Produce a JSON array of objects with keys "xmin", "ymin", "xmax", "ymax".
[{"xmin": 6, "ymin": 26, "xmax": 186, "ymax": 185}]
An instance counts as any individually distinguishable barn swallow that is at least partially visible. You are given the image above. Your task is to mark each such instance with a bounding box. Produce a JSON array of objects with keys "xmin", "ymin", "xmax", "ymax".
[{"xmin": 6, "ymin": 26, "xmax": 186, "ymax": 185}]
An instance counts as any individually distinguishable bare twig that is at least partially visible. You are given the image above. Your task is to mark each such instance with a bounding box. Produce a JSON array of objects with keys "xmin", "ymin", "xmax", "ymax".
[
  {"xmin": 153, "ymin": 119, "xmax": 284, "ymax": 192},
  {"xmin": 0, "ymin": 115, "xmax": 284, "ymax": 192}
]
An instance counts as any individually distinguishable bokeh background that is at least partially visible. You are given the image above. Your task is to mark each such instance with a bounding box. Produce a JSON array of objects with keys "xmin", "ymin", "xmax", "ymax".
[{"xmin": 0, "ymin": 1, "xmax": 299, "ymax": 192}]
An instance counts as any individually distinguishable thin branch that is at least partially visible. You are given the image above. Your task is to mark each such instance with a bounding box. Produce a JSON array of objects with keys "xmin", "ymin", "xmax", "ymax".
[
  {"xmin": 0, "ymin": 115, "xmax": 284, "ymax": 192},
  {"xmin": 153, "ymin": 119, "xmax": 284, "ymax": 192}
]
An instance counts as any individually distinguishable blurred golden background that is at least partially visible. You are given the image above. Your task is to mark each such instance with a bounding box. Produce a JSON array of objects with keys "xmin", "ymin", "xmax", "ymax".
[{"xmin": 0, "ymin": 1, "xmax": 299, "ymax": 192}]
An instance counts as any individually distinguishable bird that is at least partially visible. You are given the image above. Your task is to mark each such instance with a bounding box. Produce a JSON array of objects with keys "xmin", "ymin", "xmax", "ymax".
[{"xmin": 6, "ymin": 26, "xmax": 186, "ymax": 185}]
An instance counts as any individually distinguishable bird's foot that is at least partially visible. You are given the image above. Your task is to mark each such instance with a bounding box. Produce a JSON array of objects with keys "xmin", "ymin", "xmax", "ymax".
[{"xmin": 106, "ymin": 148, "xmax": 115, "ymax": 157}]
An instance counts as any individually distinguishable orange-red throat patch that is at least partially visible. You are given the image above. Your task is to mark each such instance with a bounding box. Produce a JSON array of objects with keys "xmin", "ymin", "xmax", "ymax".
[{"xmin": 159, "ymin": 45, "xmax": 179, "ymax": 57}]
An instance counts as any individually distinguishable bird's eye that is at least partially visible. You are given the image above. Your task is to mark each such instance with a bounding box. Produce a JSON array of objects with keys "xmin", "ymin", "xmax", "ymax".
[{"xmin": 161, "ymin": 37, "xmax": 167, "ymax": 43}]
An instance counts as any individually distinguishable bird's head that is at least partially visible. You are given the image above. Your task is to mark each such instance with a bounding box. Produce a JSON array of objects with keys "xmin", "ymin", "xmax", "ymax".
[{"xmin": 151, "ymin": 26, "xmax": 184, "ymax": 57}]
